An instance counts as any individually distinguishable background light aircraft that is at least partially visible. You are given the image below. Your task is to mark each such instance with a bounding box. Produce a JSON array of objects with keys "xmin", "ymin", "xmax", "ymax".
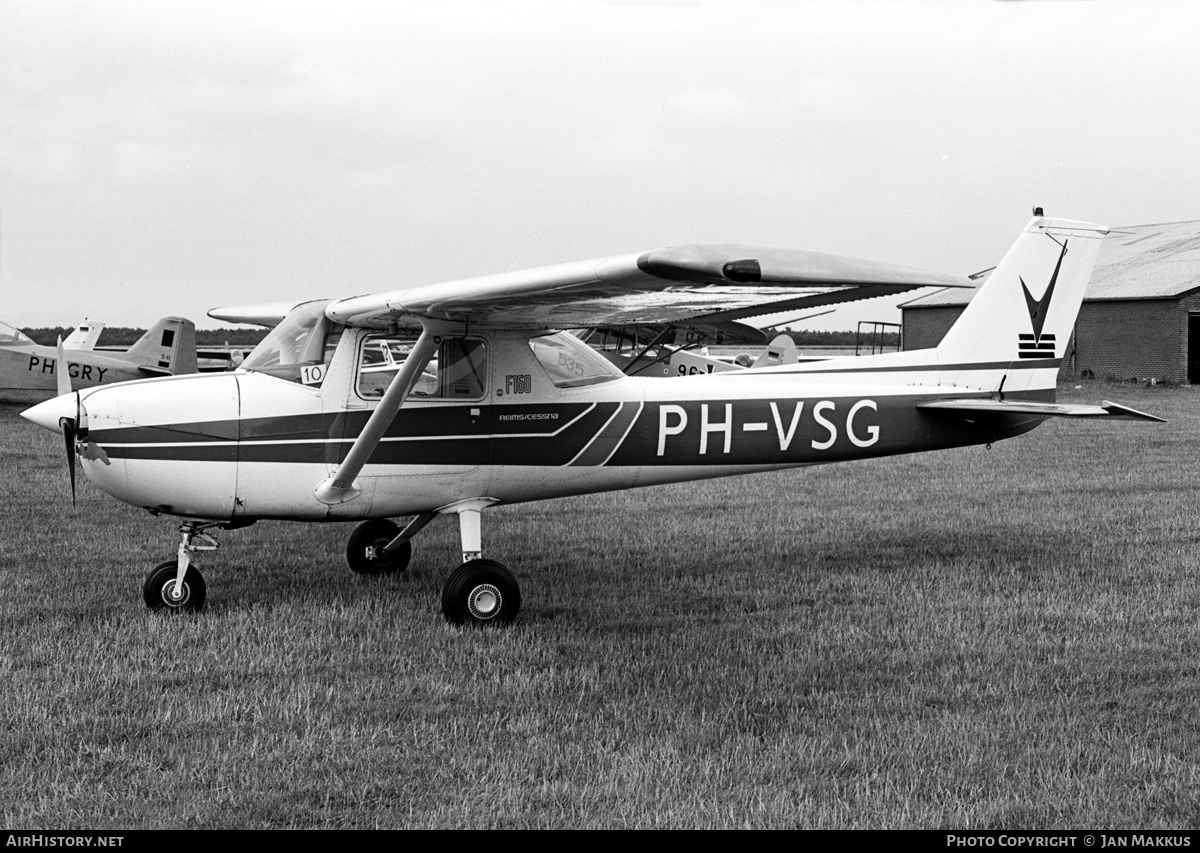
[
  {"xmin": 670, "ymin": 333, "xmax": 800, "ymax": 376},
  {"xmin": 0, "ymin": 317, "xmax": 198, "ymax": 403},
  {"xmin": 23, "ymin": 216, "xmax": 1163, "ymax": 625},
  {"xmin": 573, "ymin": 320, "xmax": 767, "ymax": 377},
  {"xmin": 665, "ymin": 308, "xmax": 842, "ymax": 376},
  {"xmin": 52, "ymin": 318, "xmax": 240, "ymax": 371}
]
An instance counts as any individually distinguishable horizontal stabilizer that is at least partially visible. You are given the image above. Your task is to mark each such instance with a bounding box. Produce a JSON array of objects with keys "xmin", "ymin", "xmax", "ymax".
[{"xmin": 918, "ymin": 398, "xmax": 1165, "ymax": 423}]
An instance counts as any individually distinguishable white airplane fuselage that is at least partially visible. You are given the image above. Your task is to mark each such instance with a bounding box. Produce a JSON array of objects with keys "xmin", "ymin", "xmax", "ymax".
[
  {"xmin": 0, "ymin": 340, "xmax": 148, "ymax": 402},
  {"xmin": 67, "ymin": 326, "xmax": 1037, "ymax": 523}
]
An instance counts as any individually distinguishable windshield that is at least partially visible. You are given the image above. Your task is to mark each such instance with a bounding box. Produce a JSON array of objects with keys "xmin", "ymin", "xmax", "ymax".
[
  {"xmin": 0, "ymin": 321, "xmax": 34, "ymax": 346},
  {"xmin": 240, "ymin": 300, "xmax": 341, "ymax": 383},
  {"xmin": 529, "ymin": 331, "xmax": 624, "ymax": 388}
]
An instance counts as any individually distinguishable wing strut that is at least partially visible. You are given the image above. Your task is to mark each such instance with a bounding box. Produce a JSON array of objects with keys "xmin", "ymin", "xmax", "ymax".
[{"xmin": 314, "ymin": 322, "xmax": 445, "ymax": 505}]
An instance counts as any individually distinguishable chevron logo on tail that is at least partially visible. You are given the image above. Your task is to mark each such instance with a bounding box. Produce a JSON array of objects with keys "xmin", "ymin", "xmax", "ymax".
[{"xmin": 1019, "ymin": 239, "xmax": 1068, "ymax": 344}]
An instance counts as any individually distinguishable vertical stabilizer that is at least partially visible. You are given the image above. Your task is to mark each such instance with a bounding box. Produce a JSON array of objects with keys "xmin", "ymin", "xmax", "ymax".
[
  {"xmin": 62, "ymin": 321, "xmax": 104, "ymax": 350},
  {"xmin": 936, "ymin": 216, "xmax": 1108, "ymax": 395},
  {"xmin": 120, "ymin": 317, "xmax": 198, "ymax": 375},
  {"xmin": 752, "ymin": 334, "xmax": 798, "ymax": 368}
]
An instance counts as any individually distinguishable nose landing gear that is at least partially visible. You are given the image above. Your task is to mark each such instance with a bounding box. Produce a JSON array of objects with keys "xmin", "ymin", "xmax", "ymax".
[
  {"xmin": 143, "ymin": 521, "xmax": 220, "ymax": 612},
  {"xmin": 143, "ymin": 560, "xmax": 206, "ymax": 612}
]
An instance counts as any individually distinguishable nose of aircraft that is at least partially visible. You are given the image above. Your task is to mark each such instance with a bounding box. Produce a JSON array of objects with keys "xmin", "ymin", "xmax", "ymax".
[{"xmin": 21, "ymin": 392, "xmax": 78, "ymax": 434}]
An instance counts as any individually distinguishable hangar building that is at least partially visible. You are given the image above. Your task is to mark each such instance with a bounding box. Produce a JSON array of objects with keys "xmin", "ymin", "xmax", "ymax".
[{"xmin": 901, "ymin": 221, "xmax": 1200, "ymax": 384}]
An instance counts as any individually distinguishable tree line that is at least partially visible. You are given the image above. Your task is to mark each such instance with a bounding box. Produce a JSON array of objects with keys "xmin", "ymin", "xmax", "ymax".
[
  {"xmin": 21, "ymin": 326, "xmax": 269, "ymax": 347},
  {"xmin": 22, "ymin": 324, "xmax": 899, "ymax": 349}
]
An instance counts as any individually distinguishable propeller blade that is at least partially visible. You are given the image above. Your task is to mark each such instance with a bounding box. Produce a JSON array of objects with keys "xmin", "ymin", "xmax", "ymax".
[
  {"xmin": 74, "ymin": 390, "xmax": 88, "ymax": 442},
  {"xmin": 59, "ymin": 415, "xmax": 77, "ymax": 506},
  {"xmin": 55, "ymin": 338, "xmax": 72, "ymax": 398}
]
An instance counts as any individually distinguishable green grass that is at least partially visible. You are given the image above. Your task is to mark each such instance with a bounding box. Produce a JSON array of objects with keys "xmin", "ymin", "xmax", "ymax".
[{"xmin": 2, "ymin": 382, "xmax": 1199, "ymax": 828}]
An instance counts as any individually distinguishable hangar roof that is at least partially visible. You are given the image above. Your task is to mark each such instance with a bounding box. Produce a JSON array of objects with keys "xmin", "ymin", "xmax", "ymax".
[{"xmin": 904, "ymin": 220, "xmax": 1200, "ymax": 308}]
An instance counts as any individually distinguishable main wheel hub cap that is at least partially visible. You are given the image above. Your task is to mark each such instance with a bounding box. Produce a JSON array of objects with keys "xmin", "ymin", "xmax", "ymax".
[{"xmin": 468, "ymin": 584, "xmax": 502, "ymax": 620}]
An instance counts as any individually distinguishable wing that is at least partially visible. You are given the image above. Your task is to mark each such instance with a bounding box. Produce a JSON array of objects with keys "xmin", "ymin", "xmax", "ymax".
[
  {"xmin": 325, "ymin": 244, "xmax": 974, "ymax": 330},
  {"xmin": 918, "ymin": 399, "xmax": 1166, "ymax": 422},
  {"xmin": 207, "ymin": 301, "xmax": 312, "ymax": 328}
]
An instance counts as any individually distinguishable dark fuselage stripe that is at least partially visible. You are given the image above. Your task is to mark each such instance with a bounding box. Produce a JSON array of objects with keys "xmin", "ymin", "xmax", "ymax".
[
  {"xmin": 780, "ymin": 358, "xmax": 1061, "ymax": 375},
  {"xmin": 92, "ymin": 393, "xmax": 1046, "ymax": 468},
  {"xmin": 568, "ymin": 401, "xmax": 643, "ymax": 467}
]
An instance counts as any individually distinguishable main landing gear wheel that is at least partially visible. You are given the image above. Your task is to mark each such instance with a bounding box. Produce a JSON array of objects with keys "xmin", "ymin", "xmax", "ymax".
[
  {"xmin": 143, "ymin": 560, "xmax": 206, "ymax": 613},
  {"xmin": 441, "ymin": 559, "xmax": 521, "ymax": 626},
  {"xmin": 346, "ymin": 519, "xmax": 412, "ymax": 575}
]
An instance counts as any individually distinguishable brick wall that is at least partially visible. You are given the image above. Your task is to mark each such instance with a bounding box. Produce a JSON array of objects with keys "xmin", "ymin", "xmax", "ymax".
[
  {"xmin": 1073, "ymin": 299, "xmax": 1183, "ymax": 383},
  {"xmin": 901, "ymin": 307, "xmax": 961, "ymax": 351},
  {"xmin": 904, "ymin": 298, "xmax": 1194, "ymax": 383}
]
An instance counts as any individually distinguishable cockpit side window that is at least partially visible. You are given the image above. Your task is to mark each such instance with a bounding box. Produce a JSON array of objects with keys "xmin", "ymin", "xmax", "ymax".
[
  {"xmin": 356, "ymin": 334, "xmax": 487, "ymax": 400},
  {"xmin": 437, "ymin": 337, "xmax": 488, "ymax": 399}
]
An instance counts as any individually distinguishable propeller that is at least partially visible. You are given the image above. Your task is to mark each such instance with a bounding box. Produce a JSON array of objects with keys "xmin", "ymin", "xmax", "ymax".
[
  {"xmin": 55, "ymin": 393, "xmax": 102, "ymax": 507},
  {"xmin": 54, "ymin": 338, "xmax": 79, "ymax": 504},
  {"xmin": 52, "ymin": 341, "xmax": 87, "ymax": 505},
  {"xmin": 25, "ymin": 347, "xmax": 109, "ymax": 504},
  {"xmin": 58, "ymin": 390, "xmax": 89, "ymax": 505},
  {"xmin": 59, "ymin": 412, "xmax": 77, "ymax": 506}
]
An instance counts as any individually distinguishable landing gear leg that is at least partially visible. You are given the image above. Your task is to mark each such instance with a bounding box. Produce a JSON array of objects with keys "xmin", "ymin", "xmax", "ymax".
[
  {"xmin": 143, "ymin": 521, "xmax": 219, "ymax": 612},
  {"xmin": 439, "ymin": 500, "xmax": 520, "ymax": 626}
]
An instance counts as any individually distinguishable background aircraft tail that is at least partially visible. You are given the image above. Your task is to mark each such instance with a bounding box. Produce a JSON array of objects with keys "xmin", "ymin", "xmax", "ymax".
[
  {"xmin": 119, "ymin": 317, "xmax": 198, "ymax": 375},
  {"xmin": 62, "ymin": 321, "xmax": 104, "ymax": 350},
  {"xmin": 751, "ymin": 334, "xmax": 798, "ymax": 368},
  {"xmin": 935, "ymin": 215, "xmax": 1108, "ymax": 396}
]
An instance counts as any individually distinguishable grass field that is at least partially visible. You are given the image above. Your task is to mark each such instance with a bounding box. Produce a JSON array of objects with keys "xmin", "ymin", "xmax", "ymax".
[{"xmin": 2, "ymin": 381, "xmax": 1198, "ymax": 829}]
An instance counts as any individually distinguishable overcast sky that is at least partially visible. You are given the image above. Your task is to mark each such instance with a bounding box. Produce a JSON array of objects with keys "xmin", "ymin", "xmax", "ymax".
[{"xmin": 2, "ymin": 0, "xmax": 1198, "ymax": 331}]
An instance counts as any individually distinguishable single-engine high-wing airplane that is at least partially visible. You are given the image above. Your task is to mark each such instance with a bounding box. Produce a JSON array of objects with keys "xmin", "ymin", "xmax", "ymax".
[
  {"xmin": 0, "ymin": 317, "xmax": 198, "ymax": 403},
  {"xmin": 23, "ymin": 215, "xmax": 1163, "ymax": 624}
]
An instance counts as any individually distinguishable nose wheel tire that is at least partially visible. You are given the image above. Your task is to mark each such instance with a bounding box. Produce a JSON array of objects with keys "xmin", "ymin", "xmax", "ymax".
[
  {"xmin": 441, "ymin": 559, "xmax": 520, "ymax": 626},
  {"xmin": 346, "ymin": 519, "xmax": 412, "ymax": 575},
  {"xmin": 143, "ymin": 560, "xmax": 207, "ymax": 613}
]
